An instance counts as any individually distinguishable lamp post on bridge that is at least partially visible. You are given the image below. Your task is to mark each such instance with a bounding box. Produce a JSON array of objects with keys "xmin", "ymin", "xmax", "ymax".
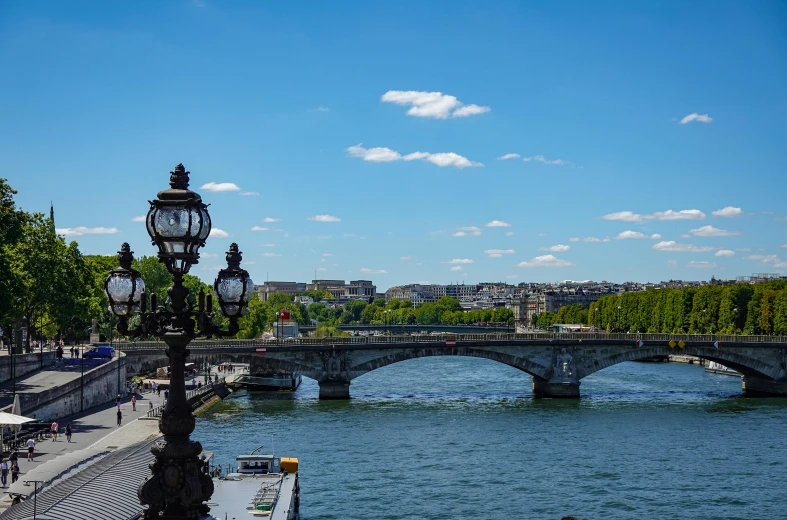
[
  {"xmin": 103, "ymin": 164, "xmax": 253, "ymax": 519},
  {"xmin": 616, "ymin": 306, "xmax": 621, "ymax": 333}
]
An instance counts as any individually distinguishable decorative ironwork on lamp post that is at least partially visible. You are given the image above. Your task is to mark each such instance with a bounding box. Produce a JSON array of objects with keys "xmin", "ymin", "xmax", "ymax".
[{"xmin": 104, "ymin": 164, "xmax": 252, "ymax": 519}]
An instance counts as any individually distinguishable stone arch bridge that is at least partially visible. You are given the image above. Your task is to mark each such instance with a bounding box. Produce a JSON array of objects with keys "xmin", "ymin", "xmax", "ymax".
[{"xmin": 116, "ymin": 333, "xmax": 787, "ymax": 399}]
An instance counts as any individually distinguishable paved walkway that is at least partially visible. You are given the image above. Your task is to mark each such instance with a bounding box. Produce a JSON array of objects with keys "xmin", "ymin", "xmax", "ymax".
[
  {"xmin": 0, "ymin": 366, "xmax": 86, "ymax": 411},
  {"xmin": 0, "ymin": 390, "xmax": 166, "ymax": 509}
]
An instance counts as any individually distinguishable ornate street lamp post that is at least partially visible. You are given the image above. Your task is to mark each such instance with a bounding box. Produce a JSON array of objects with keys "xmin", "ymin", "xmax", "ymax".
[{"xmin": 104, "ymin": 164, "xmax": 253, "ymax": 519}]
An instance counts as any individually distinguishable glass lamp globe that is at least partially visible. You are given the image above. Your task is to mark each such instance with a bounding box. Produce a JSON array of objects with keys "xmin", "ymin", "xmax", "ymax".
[
  {"xmin": 105, "ymin": 243, "xmax": 146, "ymax": 316},
  {"xmin": 145, "ymin": 164, "xmax": 211, "ymax": 274},
  {"xmin": 214, "ymin": 243, "xmax": 253, "ymax": 317}
]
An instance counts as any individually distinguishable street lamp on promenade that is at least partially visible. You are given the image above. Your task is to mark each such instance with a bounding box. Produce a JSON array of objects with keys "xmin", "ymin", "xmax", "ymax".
[
  {"xmin": 616, "ymin": 306, "xmax": 621, "ymax": 332},
  {"xmin": 103, "ymin": 164, "xmax": 253, "ymax": 519}
]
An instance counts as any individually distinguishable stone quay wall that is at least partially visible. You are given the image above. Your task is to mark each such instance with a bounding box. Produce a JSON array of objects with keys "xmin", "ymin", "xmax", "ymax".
[
  {"xmin": 0, "ymin": 351, "xmax": 57, "ymax": 384},
  {"xmin": 21, "ymin": 353, "xmax": 128, "ymax": 422}
]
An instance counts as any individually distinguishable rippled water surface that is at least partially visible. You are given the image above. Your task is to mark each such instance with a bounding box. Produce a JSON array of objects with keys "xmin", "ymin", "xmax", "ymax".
[{"xmin": 195, "ymin": 358, "xmax": 787, "ymax": 519}]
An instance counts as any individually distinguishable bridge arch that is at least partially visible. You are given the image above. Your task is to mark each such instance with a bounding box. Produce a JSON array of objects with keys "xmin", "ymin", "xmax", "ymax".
[{"xmin": 583, "ymin": 345, "xmax": 782, "ymax": 381}]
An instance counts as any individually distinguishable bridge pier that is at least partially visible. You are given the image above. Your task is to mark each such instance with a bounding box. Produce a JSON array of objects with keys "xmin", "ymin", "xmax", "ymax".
[
  {"xmin": 319, "ymin": 380, "xmax": 351, "ymax": 400},
  {"xmin": 532, "ymin": 377, "xmax": 580, "ymax": 398},
  {"xmin": 741, "ymin": 377, "xmax": 787, "ymax": 396}
]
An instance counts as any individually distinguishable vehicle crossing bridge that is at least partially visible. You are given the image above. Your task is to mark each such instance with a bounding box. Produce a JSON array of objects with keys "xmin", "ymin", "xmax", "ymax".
[{"xmin": 115, "ymin": 333, "xmax": 787, "ymax": 399}]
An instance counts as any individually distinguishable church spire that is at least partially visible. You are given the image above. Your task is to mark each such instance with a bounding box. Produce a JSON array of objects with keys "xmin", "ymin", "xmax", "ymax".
[{"xmin": 49, "ymin": 201, "xmax": 55, "ymax": 234}]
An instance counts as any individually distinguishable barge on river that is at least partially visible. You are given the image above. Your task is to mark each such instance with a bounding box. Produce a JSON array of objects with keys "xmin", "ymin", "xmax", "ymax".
[{"xmin": 211, "ymin": 448, "xmax": 300, "ymax": 519}]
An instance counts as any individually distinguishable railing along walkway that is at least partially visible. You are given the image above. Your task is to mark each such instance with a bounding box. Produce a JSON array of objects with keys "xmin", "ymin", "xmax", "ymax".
[
  {"xmin": 116, "ymin": 333, "xmax": 787, "ymax": 352},
  {"xmin": 145, "ymin": 379, "xmax": 223, "ymax": 419}
]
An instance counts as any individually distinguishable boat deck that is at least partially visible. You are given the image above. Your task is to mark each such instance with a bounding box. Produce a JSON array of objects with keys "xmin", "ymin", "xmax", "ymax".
[{"xmin": 210, "ymin": 472, "xmax": 297, "ymax": 519}]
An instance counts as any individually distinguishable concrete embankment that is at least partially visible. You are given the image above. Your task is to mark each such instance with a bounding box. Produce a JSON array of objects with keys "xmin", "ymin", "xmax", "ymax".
[
  {"xmin": 0, "ymin": 351, "xmax": 57, "ymax": 385},
  {"xmin": 0, "ymin": 353, "xmax": 127, "ymax": 421}
]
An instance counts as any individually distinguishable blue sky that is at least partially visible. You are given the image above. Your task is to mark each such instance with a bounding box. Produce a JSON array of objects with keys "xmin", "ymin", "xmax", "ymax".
[{"xmin": 1, "ymin": 1, "xmax": 786, "ymax": 290}]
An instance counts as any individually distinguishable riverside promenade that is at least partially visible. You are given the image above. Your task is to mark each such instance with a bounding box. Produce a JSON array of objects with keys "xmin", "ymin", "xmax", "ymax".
[{"xmin": 0, "ymin": 389, "xmax": 166, "ymax": 513}]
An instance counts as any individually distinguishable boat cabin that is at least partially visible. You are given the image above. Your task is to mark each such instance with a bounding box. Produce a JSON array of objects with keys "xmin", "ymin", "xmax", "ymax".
[{"xmin": 236, "ymin": 454, "xmax": 281, "ymax": 474}]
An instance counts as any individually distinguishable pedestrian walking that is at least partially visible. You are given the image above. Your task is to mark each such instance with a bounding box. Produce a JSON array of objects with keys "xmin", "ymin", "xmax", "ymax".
[
  {"xmin": 10, "ymin": 461, "xmax": 19, "ymax": 484},
  {"xmin": 149, "ymin": 400, "xmax": 153, "ymax": 410},
  {"xmin": 1, "ymin": 459, "xmax": 8, "ymax": 488},
  {"xmin": 164, "ymin": 389, "xmax": 169, "ymax": 401},
  {"xmin": 116, "ymin": 394, "xmax": 121, "ymax": 408},
  {"xmin": 157, "ymin": 384, "xmax": 161, "ymax": 397},
  {"xmin": 65, "ymin": 423, "xmax": 73, "ymax": 443},
  {"xmin": 26, "ymin": 438, "xmax": 35, "ymax": 461},
  {"xmin": 50, "ymin": 420, "xmax": 58, "ymax": 441},
  {"xmin": 131, "ymin": 395, "xmax": 137, "ymax": 411},
  {"xmin": 116, "ymin": 408, "xmax": 122, "ymax": 426}
]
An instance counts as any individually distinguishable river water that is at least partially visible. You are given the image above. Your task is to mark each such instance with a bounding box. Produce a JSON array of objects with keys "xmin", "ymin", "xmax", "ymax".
[{"xmin": 194, "ymin": 358, "xmax": 787, "ymax": 519}]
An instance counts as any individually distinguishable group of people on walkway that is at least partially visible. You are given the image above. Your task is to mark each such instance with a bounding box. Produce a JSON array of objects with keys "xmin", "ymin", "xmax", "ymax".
[{"xmin": 0, "ymin": 456, "xmax": 20, "ymax": 488}]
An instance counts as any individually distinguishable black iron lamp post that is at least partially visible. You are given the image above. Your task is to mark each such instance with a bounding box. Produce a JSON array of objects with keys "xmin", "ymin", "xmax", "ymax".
[{"xmin": 104, "ymin": 164, "xmax": 253, "ymax": 519}]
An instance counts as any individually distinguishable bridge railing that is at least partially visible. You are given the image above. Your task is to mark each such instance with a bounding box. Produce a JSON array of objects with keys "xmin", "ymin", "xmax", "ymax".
[{"xmin": 114, "ymin": 332, "xmax": 787, "ymax": 351}]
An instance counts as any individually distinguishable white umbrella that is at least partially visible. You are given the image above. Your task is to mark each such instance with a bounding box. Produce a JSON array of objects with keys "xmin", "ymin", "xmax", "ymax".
[{"xmin": 0, "ymin": 406, "xmax": 35, "ymax": 455}]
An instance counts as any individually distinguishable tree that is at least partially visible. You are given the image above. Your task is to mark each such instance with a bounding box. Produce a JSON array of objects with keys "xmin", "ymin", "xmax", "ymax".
[{"xmin": 133, "ymin": 256, "xmax": 172, "ymax": 304}]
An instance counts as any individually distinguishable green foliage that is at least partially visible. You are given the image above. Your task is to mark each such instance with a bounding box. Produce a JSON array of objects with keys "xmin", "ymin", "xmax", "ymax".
[
  {"xmin": 302, "ymin": 289, "xmax": 333, "ymax": 301},
  {"xmin": 573, "ymin": 282, "xmax": 787, "ymax": 335}
]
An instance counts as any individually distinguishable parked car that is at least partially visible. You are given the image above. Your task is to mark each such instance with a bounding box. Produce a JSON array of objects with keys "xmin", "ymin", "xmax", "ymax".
[{"xmin": 83, "ymin": 345, "xmax": 115, "ymax": 359}]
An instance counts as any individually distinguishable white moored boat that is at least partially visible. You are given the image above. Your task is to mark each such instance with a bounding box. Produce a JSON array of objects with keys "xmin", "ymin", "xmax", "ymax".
[
  {"xmin": 705, "ymin": 361, "xmax": 742, "ymax": 377},
  {"xmin": 210, "ymin": 447, "xmax": 300, "ymax": 519}
]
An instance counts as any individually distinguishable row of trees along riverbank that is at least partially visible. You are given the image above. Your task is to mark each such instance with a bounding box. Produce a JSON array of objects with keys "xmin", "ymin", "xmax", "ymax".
[{"xmin": 534, "ymin": 280, "xmax": 787, "ymax": 335}]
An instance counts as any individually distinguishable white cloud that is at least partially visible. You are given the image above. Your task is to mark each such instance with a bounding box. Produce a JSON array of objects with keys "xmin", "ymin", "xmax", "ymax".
[
  {"xmin": 346, "ymin": 144, "xmax": 401, "ymax": 162},
  {"xmin": 782, "ymin": 244, "xmax": 787, "ymax": 249},
  {"xmin": 601, "ymin": 211, "xmax": 645, "ymax": 222},
  {"xmin": 317, "ymin": 267, "xmax": 328, "ymax": 271},
  {"xmin": 400, "ymin": 256, "xmax": 413, "ymax": 261},
  {"xmin": 360, "ymin": 268, "xmax": 388, "ymax": 274},
  {"xmin": 538, "ymin": 233, "xmax": 547, "ymax": 237},
  {"xmin": 444, "ymin": 258, "xmax": 474, "ymax": 264},
  {"xmin": 498, "ymin": 153, "xmax": 520, "ymax": 160},
  {"xmin": 201, "ymin": 253, "xmax": 217, "ymax": 258},
  {"xmin": 569, "ymin": 237, "xmax": 580, "ymax": 242},
  {"xmin": 240, "ymin": 191, "xmax": 260, "ymax": 196},
  {"xmin": 453, "ymin": 226, "xmax": 482, "ymax": 237},
  {"xmin": 602, "ymin": 209, "xmax": 706, "ymax": 222},
  {"xmin": 651, "ymin": 209, "xmax": 706, "ymax": 220},
  {"xmin": 651, "ymin": 234, "xmax": 662, "ymax": 240},
  {"xmin": 308, "ymin": 214, "xmax": 341, "ymax": 222},
  {"xmin": 262, "ymin": 243, "xmax": 276, "ymax": 247},
  {"xmin": 688, "ymin": 225, "xmax": 742, "ymax": 237},
  {"xmin": 747, "ymin": 254, "xmax": 787, "ymax": 268},
  {"xmin": 131, "ymin": 216, "xmax": 146, "ymax": 223},
  {"xmin": 505, "ymin": 231, "xmax": 514, "ymax": 236},
  {"xmin": 450, "ymin": 265, "xmax": 463, "ymax": 272},
  {"xmin": 522, "ymin": 155, "xmax": 567, "ymax": 165},
  {"xmin": 540, "ymin": 244, "xmax": 571, "ymax": 252},
  {"xmin": 452, "ymin": 104, "xmax": 491, "ymax": 117},
  {"xmin": 715, "ymin": 250, "xmax": 735, "ymax": 257},
  {"xmin": 680, "ymin": 113, "xmax": 713, "ymax": 124},
  {"xmin": 200, "ymin": 182, "xmax": 241, "ymax": 192},
  {"xmin": 584, "ymin": 237, "xmax": 602, "ymax": 243},
  {"xmin": 251, "ymin": 226, "xmax": 270, "ymax": 232},
  {"xmin": 652, "ymin": 241, "xmax": 714, "ymax": 253},
  {"xmin": 615, "ymin": 230, "xmax": 648, "ymax": 240},
  {"xmin": 712, "ymin": 206, "xmax": 743, "ymax": 218},
  {"xmin": 687, "ymin": 261, "xmax": 717, "ymax": 268},
  {"xmin": 313, "ymin": 107, "xmax": 330, "ymax": 112},
  {"xmin": 506, "ymin": 275, "xmax": 518, "ymax": 279},
  {"xmin": 322, "ymin": 253, "xmax": 333, "ymax": 257},
  {"xmin": 485, "ymin": 249, "xmax": 515, "ymax": 258},
  {"xmin": 347, "ymin": 144, "xmax": 482, "ymax": 168},
  {"xmin": 517, "ymin": 255, "xmax": 574, "ymax": 268},
  {"xmin": 209, "ymin": 228, "xmax": 229, "ymax": 238},
  {"xmin": 486, "ymin": 220, "xmax": 511, "ymax": 227},
  {"xmin": 381, "ymin": 90, "xmax": 490, "ymax": 119},
  {"xmin": 263, "ymin": 217, "xmax": 280, "ymax": 223},
  {"xmin": 56, "ymin": 226, "xmax": 119, "ymax": 237},
  {"xmin": 667, "ymin": 260, "xmax": 678, "ymax": 268},
  {"xmin": 261, "ymin": 252, "xmax": 282, "ymax": 257}
]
